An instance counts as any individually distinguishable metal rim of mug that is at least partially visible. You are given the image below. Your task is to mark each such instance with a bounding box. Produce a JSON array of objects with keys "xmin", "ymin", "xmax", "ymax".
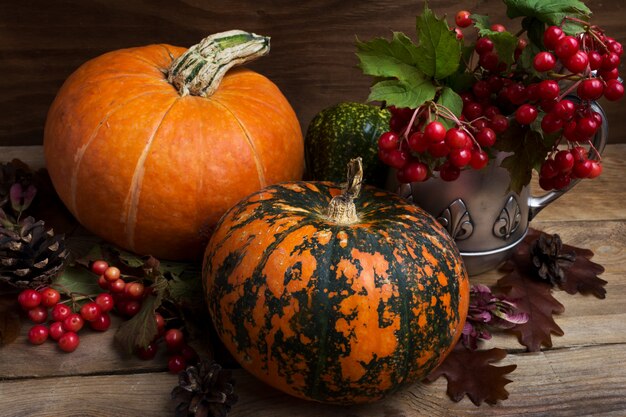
[{"xmin": 458, "ymin": 227, "xmax": 529, "ymax": 257}]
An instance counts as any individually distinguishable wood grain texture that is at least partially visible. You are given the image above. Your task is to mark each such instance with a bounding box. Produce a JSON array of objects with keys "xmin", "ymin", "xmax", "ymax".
[
  {"xmin": 1, "ymin": 345, "xmax": 625, "ymax": 416},
  {"xmin": 1, "ymin": 0, "xmax": 625, "ymax": 146},
  {"xmin": 0, "ymin": 144, "xmax": 625, "ymax": 415}
]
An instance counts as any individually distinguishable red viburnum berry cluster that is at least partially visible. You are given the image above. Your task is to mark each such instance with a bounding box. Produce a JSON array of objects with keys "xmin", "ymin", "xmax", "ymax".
[
  {"xmin": 18, "ymin": 260, "xmax": 197, "ymax": 373},
  {"xmin": 377, "ymin": 11, "xmax": 623, "ymax": 190}
]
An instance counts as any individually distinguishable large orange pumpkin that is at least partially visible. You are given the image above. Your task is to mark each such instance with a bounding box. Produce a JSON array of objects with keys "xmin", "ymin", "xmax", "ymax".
[{"xmin": 44, "ymin": 30, "xmax": 304, "ymax": 260}]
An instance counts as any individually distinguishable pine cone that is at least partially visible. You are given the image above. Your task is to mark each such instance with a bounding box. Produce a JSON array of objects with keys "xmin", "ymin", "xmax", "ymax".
[
  {"xmin": 172, "ymin": 360, "xmax": 238, "ymax": 417},
  {"xmin": 0, "ymin": 217, "xmax": 69, "ymax": 289},
  {"xmin": 530, "ymin": 233, "xmax": 576, "ymax": 285}
]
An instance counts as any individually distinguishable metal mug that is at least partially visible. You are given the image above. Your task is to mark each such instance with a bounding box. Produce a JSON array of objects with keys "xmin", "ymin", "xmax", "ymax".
[{"xmin": 387, "ymin": 99, "xmax": 607, "ymax": 275}]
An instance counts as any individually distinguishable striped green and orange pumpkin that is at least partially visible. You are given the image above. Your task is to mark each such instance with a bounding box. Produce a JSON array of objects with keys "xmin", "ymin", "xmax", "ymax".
[{"xmin": 203, "ymin": 159, "xmax": 469, "ymax": 404}]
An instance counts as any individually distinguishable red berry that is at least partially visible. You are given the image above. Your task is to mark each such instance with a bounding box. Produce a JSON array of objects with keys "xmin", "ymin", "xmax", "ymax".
[
  {"xmin": 577, "ymin": 78, "xmax": 604, "ymax": 100},
  {"xmin": 91, "ymin": 260, "xmax": 109, "ymax": 276},
  {"xmin": 27, "ymin": 306, "xmax": 48, "ymax": 324},
  {"xmin": 89, "ymin": 312, "xmax": 111, "ymax": 332},
  {"xmin": 555, "ymin": 36, "xmax": 579, "ymax": 59},
  {"xmin": 541, "ymin": 112, "xmax": 563, "ymax": 134},
  {"xmin": 543, "ymin": 26, "xmax": 564, "ymax": 50},
  {"xmin": 475, "ymin": 37, "xmax": 494, "ymax": 55},
  {"xmin": 540, "ymin": 159, "xmax": 559, "ymax": 179},
  {"xmin": 18, "ymin": 289, "xmax": 42, "ymax": 310},
  {"xmin": 80, "ymin": 302, "xmax": 102, "ymax": 322},
  {"xmin": 571, "ymin": 146, "xmax": 588, "ymax": 162},
  {"xmin": 378, "ymin": 132, "xmax": 399, "ymax": 151},
  {"xmin": 470, "ymin": 150, "xmax": 489, "ymax": 170},
  {"xmin": 479, "ymin": 52, "xmax": 499, "ymax": 72},
  {"xmin": 490, "ymin": 23, "xmax": 506, "ymax": 32},
  {"xmin": 399, "ymin": 161, "xmax": 428, "ymax": 183},
  {"xmin": 108, "ymin": 278, "xmax": 126, "ymax": 293},
  {"xmin": 39, "ymin": 287, "xmax": 61, "ymax": 307},
  {"xmin": 573, "ymin": 159, "xmax": 594, "ymax": 178},
  {"xmin": 439, "ymin": 162, "xmax": 461, "ymax": 182},
  {"xmin": 555, "ymin": 150, "xmax": 575, "ymax": 173},
  {"xmin": 124, "ymin": 282, "xmax": 145, "ymax": 300},
  {"xmin": 463, "ymin": 102, "xmax": 483, "ymax": 120},
  {"xmin": 563, "ymin": 121, "xmax": 581, "ymax": 142},
  {"xmin": 539, "ymin": 175, "xmax": 555, "ymax": 191},
  {"xmin": 604, "ymin": 79, "xmax": 624, "ymax": 101},
  {"xmin": 600, "ymin": 52, "xmax": 620, "ymax": 71},
  {"xmin": 453, "ymin": 27, "xmax": 464, "ymax": 40},
  {"xmin": 49, "ymin": 321, "xmax": 65, "ymax": 341},
  {"xmin": 408, "ymin": 131, "xmax": 429, "ymax": 153},
  {"xmin": 449, "ymin": 148, "xmax": 472, "ymax": 168},
  {"xmin": 428, "ymin": 140, "xmax": 450, "ymax": 158},
  {"xmin": 577, "ymin": 117, "xmax": 599, "ymax": 138},
  {"xmin": 472, "ymin": 80, "xmax": 491, "ymax": 99},
  {"xmin": 62, "ymin": 313, "xmax": 84, "ymax": 333},
  {"xmin": 164, "ymin": 328, "xmax": 185, "ymax": 352},
  {"xmin": 533, "ymin": 52, "xmax": 556, "ymax": 72},
  {"xmin": 28, "ymin": 325, "xmax": 49, "ymax": 345},
  {"xmin": 553, "ymin": 100, "xmax": 576, "ymax": 120},
  {"xmin": 97, "ymin": 275, "xmax": 109, "ymax": 290},
  {"xmin": 608, "ymin": 41, "xmax": 624, "ymax": 56},
  {"xmin": 507, "ymin": 83, "xmax": 528, "ymax": 105},
  {"xmin": 564, "ymin": 50, "xmax": 589, "ymax": 73},
  {"xmin": 58, "ymin": 332, "xmax": 80, "ymax": 353},
  {"xmin": 180, "ymin": 345, "xmax": 199, "ymax": 364},
  {"xmin": 168, "ymin": 355, "xmax": 187, "ymax": 374},
  {"xmin": 424, "ymin": 121, "xmax": 447, "ymax": 143},
  {"xmin": 104, "ymin": 266, "xmax": 121, "ymax": 282},
  {"xmin": 386, "ymin": 149, "xmax": 409, "ymax": 169},
  {"xmin": 476, "ymin": 127, "xmax": 496, "ymax": 147},
  {"xmin": 588, "ymin": 161, "xmax": 603, "ymax": 178},
  {"xmin": 95, "ymin": 293, "xmax": 114, "ymax": 313},
  {"xmin": 445, "ymin": 128, "xmax": 469, "ymax": 149},
  {"xmin": 455, "ymin": 10, "xmax": 472, "ymax": 28},
  {"xmin": 538, "ymin": 80, "xmax": 560, "ymax": 101},
  {"xmin": 119, "ymin": 300, "xmax": 142, "ymax": 317},
  {"xmin": 155, "ymin": 313, "xmax": 166, "ymax": 336},
  {"xmin": 588, "ymin": 50, "xmax": 603, "ymax": 70},
  {"xmin": 137, "ymin": 342, "xmax": 158, "ymax": 360},
  {"xmin": 483, "ymin": 105, "xmax": 500, "ymax": 119},
  {"xmin": 553, "ymin": 173, "xmax": 572, "ymax": 190},
  {"xmin": 489, "ymin": 115, "xmax": 509, "ymax": 133},
  {"xmin": 51, "ymin": 303, "xmax": 71, "ymax": 322},
  {"xmin": 515, "ymin": 104, "xmax": 538, "ymax": 125}
]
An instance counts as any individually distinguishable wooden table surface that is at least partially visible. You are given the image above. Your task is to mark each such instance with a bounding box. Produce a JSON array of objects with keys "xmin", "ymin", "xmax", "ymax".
[{"xmin": 1, "ymin": 145, "xmax": 625, "ymax": 417}]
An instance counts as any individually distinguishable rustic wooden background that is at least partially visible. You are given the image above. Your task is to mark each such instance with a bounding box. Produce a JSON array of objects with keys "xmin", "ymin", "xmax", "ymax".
[{"xmin": 1, "ymin": 0, "xmax": 624, "ymax": 146}]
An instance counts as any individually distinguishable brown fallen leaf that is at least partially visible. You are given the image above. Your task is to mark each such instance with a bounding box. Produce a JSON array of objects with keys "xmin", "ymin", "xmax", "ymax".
[
  {"xmin": 557, "ymin": 241, "xmax": 607, "ymax": 299},
  {"xmin": 424, "ymin": 345, "xmax": 516, "ymax": 406}
]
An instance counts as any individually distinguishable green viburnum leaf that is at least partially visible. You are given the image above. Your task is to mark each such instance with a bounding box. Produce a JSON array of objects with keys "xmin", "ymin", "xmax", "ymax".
[
  {"xmin": 168, "ymin": 265, "xmax": 204, "ymax": 307},
  {"xmin": 437, "ymin": 87, "xmax": 463, "ymax": 128},
  {"xmin": 471, "ymin": 14, "xmax": 519, "ymax": 66},
  {"xmin": 114, "ymin": 274, "xmax": 168, "ymax": 354},
  {"xmin": 503, "ymin": 0, "xmax": 590, "ymax": 34},
  {"xmin": 52, "ymin": 264, "xmax": 103, "ymax": 296},
  {"xmin": 496, "ymin": 128, "xmax": 550, "ymax": 193},
  {"xmin": 367, "ymin": 77, "xmax": 436, "ymax": 109},
  {"xmin": 415, "ymin": 4, "xmax": 462, "ymax": 79},
  {"xmin": 356, "ymin": 32, "xmax": 422, "ymax": 81},
  {"xmin": 523, "ymin": 16, "xmax": 546, "ymax": 49}
]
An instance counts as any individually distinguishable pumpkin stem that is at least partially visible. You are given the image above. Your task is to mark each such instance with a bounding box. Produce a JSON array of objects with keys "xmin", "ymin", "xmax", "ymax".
[
  {"xmin": 326, "ymin": 158, "xmax": 363, "ymax": 225},
  {"xmin": 167, "ymin": 30, "xmax": 270, "ymax": 97}
]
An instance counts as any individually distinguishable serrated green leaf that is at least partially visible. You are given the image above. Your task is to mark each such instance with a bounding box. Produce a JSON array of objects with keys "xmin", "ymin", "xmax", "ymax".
[
  {"xmin": 415, "ymin": 4, "xmax": 461, "ymax": 79},
  {"xmin": 447, "ymin": 72, "xmax": 475, "ymax": 93},
  {"xmin": 496, "ymin": 128, "xmax": 550, "ymax": 193},
  {"xmin": 367, "ymin": 77, "xmax": 436, "ymax": 108},
  {"xmin": 523, "ymin": 17, "xmax": 546, "ymax": 48},
  {"xmin": 52, "ymin": 265, "xmax": 103, "ymax": 296},
  {"xmin": 437, "ymin": 87, "xmax": 463, "ymax": 128},
  {"xmin": 503, "ymin": 0, "xmax": 590, "ymax": 30},
  {"xmin": 471, "ymin": 14, "xmax": 518, "ymax": 66},
  {"xmin": 356, "ymin": 32, "xmax": 422, "ymax": 81},
  {"xmin": 168, "ymin": 267, "xmax": 204, "ymax": 307},
  {"xmin": 117, "ymin": 249, "xmax": 144, "ymax": 268},
  {"xmin": 114, "ymin": 295, "xmax": 159, "ymax": 354}
]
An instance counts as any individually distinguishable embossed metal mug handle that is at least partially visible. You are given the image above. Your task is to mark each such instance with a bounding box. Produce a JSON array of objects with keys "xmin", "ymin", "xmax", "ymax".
[{"xmin": 528, "ymin": 98, "xmax": 608, "ymax": 220}]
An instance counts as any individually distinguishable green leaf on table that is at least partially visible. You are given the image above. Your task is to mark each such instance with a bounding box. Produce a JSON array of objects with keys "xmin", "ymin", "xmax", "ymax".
[
  {"xmin": 503, "ymin": 0, "xmax": 590, "ymax": 34},
  {"xmin": 437, "ymin": 87, "xmax": 463, "ymax": 128},
  {"xmin": 356, "ymin": 32, "xmax": 421, "ymax": 81},
  {"xmin": 471, "ymin": 14, "xmax": 519, "ymax": 66},
  {"xmin": 114, "ymin": 274, "xmax": 168, "ymax": 354},
  {"xmin": 415, "ymin": 4, "xmax": 461, "ymax": 79},
  {"xmin": 51, "ymin": 264, "xmax": 103, "ymax": 296},
  {"xmin": 367, "ymin": 77, "xmax": 436, "ymax": 109}
]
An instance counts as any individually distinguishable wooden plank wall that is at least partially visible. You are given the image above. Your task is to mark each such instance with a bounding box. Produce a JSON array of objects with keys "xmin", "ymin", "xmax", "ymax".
[{"xmin": 1, "ymin": 0, "xmax": 624, "ymax": 146}]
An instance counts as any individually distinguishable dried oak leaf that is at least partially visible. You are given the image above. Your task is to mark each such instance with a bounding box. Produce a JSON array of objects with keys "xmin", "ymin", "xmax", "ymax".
[
  {"xmin": 424, "ymin": 345, "xmax": 516, "ymax": 406},
  {"xmin": 494, "ymin": 265, "xmax": 565, "ymax": 352}
]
